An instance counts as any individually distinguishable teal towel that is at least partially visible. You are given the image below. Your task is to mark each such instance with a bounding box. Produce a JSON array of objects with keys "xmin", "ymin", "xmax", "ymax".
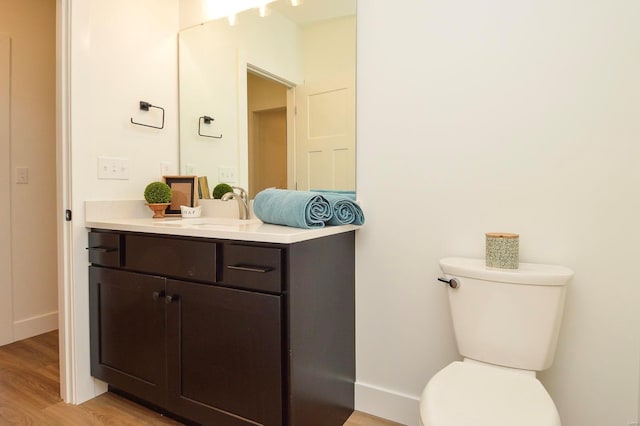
[
  {"xmin": 310, "ymin": 189, "xmax": 357, "ymax": 201},
  {"xmin": 320, "ymin": 193, "xmax": 365, "ymax": 226},
  {"xmin": 254, "ymin": 189, "xmax": 332, "ymax": 229}
]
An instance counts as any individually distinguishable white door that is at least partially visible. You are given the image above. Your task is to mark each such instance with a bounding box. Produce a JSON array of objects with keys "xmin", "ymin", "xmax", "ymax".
[
  {"xmin": 0, "ymin": 34, "xmax": 14, "ymax": 346},
  {"xmin": 295, "ymin": 78, "xmax": 355, "ymax": 191}
]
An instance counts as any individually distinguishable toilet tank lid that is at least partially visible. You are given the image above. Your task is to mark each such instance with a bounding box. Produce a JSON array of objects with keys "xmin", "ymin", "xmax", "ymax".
[{"xmin": 440, "ymin": 257, "xmax": 574, "ymax": 286}]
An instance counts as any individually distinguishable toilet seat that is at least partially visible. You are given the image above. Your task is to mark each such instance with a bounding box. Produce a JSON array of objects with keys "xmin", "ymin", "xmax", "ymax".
[{"xmin": 420, "ymin": 361, "xmax": 560, "ymax": 426}]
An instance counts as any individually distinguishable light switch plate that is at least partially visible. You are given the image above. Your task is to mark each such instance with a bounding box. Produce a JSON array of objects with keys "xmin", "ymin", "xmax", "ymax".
[
  {"xmin": 16, "ymin": 167, "xmax": 29, "ymax": 184},
  {"xmin": 218, "ymin": 166, "xmax": 236, "ymax": 183},
  {"xmin": 98, "ymin": 157, "xmax": 129, "ymax": 180}
]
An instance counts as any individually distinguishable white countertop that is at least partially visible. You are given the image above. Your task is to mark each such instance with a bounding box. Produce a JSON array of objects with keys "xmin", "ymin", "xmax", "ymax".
[{"xmin": 85, "ymin": 200, "xmax": 359, "ymax": 244}]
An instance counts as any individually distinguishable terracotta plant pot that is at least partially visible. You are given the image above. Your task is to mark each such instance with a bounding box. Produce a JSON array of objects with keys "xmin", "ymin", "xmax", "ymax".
[{"xmin": 146, "ymin": 203, "xmax": 171, "ymax": 218}]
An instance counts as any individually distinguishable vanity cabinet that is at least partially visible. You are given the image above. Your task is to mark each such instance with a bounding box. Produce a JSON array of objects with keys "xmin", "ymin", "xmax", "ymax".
[{"xmin": 88, "ymin": 229, "xmax": 355, "ymax": 426}]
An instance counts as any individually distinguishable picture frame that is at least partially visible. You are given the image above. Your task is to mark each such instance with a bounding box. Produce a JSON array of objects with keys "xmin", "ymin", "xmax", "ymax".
[
  {"xmin": 162, "ymin": 175, "xmax": 198, "ymax": 216},
  {"xmin": 198, "ymin": 176, "xmax": 211, "ymax": 199}
]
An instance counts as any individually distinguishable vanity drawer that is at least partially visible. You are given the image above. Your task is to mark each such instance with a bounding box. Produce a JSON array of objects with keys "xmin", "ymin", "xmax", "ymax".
[
  {"xmin": 221, "ymin": 244, "xmax": 283, "ymax": 293},
  {"xmin": 125, "ymin": 234, "xmax": 216, "ymax": 283},
  {"xmin": 88, "ymin": 231, "xmax": 122, "ymax": 267}
]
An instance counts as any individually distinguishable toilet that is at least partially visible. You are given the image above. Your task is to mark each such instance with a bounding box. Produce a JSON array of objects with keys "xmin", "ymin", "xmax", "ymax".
[{"xmin": 420, "ymin": 257, "xmax": 574, "ymax": 426}]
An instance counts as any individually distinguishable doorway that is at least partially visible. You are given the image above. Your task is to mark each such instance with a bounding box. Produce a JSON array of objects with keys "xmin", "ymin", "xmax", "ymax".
[
  {"xmin": 0, "ymin": 0, "xmax": 58, "ymax": 347},
  {"xmin": 251, "ymin": 107, "xmax": 287, "ymax": 196},
  {"xmin": 247, "ymin": 71, "xmax": 289, "ymax": 199}
]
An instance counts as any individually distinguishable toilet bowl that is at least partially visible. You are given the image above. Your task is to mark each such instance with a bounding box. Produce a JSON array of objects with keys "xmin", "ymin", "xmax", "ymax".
[
  {"xmin": 420, "ymin": 257, "xmax": 573, "ymax": 426},
  {"xmin": 419, "ymin": 360, "xmax": 560, "ymax": 426}
]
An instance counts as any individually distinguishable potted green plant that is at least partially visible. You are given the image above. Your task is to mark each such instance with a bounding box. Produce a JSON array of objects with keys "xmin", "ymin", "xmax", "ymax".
[
  {"xmin": 144, "ymin": 181, "xmax": 172, "ymax": 218},
  {"xmin": 212, "ymin": 183, "xmax": 234, "ymax": 199}
]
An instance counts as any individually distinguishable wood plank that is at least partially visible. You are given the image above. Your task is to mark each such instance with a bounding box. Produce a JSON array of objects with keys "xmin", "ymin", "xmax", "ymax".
[
  {"xmin": 0, "ymin": 331, "xmax": 403, "ymax": 425},
  {"xmin": 345, "ymin": 411, "xmax": 405, "ymax": 426}
]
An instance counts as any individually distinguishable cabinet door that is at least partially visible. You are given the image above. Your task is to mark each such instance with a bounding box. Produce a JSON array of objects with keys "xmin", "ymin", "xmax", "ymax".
[
  {"xmin": 165, "ymin": 280, "xmax": 283, "ymax": 426},
  {"xmin": 89, "ymin": 266, "xmax": 167, "ymax": 406}
]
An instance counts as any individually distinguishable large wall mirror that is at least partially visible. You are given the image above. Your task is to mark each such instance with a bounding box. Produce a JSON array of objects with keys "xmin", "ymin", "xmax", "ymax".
[{"xmin": 178, "ymin": 0, "xmax": 356, "ymax": 198}]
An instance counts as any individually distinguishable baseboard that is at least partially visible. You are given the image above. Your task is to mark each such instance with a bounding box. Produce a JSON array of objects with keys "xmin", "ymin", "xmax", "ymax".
[
  {"xmin": 355, "ymin": 381, "xmax": 420, "ymax": 426},
  {"xmin": 13, "ymin": 311, "xmax": 58, "ymax": 341}
]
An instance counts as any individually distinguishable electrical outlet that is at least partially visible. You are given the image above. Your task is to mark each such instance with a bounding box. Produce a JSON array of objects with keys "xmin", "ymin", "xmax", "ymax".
[
  {"xmin": 98, "ymin": 157, "xmax": 129, "ymax": 180},
  {"xmin": 160, "ymin": 161, "xmax": 170, "ymax": 177},
  {"xmin": 218, "ymin": 166, "xmax": 237, "ymax": 183}
]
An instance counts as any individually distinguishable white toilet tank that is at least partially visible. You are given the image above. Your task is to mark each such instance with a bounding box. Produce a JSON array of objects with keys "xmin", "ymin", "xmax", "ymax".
[{"xmin": 440, "ymin": 257, "xmax": 574, "ymax": 371}]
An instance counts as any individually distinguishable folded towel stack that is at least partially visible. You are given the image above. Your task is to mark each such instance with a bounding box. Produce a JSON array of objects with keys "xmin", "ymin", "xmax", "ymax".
[{"xmin": 253, "ymin": 189, "xmax": 364, "ymax": 229}]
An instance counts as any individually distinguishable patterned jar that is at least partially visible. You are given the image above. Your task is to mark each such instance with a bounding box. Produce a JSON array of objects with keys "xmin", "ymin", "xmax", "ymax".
[{"xmin": 485, "ymin": 232, "xmax": 519, "ymax": 269}]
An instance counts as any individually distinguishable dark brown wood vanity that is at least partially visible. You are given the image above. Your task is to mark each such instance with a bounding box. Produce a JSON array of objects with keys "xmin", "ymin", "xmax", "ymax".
[{"xmin": 88, "ymin": 228, "xmax": 355, "ymax": 426}]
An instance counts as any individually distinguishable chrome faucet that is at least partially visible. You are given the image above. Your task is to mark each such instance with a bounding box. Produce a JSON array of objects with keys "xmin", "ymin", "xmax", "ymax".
[
  {"xmin": 232, "ymin": 186, "xmax": 248, "ymax": 208},
  {"xmin": 221, "ymin": 186, "xmax": 249, "ymax": 220}
]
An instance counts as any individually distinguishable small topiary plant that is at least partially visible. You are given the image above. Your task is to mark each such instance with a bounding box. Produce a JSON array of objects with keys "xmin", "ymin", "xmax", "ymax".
[
  {"xmin": 212, "ymin": 183, "xmax": 233, "ymax": 199},
  {"xmin": 144, "ymin": 181, "xmax": 172, "ymax": 204}
]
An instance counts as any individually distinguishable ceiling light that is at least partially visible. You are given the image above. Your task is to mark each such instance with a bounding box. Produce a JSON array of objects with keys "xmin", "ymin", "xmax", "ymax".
[{"xmin": 259, "ymin": 3, "xmax": 270, "ymax": 17}]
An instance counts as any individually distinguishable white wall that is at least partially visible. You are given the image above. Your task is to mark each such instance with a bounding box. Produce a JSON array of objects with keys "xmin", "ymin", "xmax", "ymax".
[
  {"xmin": 356, "ymin": 1, "xmax": 640, "ymax": 426},
  {"xmin": 0, "ymin": 0, "xmax": 58, "ymax": 343},
  {"xmin": 178, "ymin": 0, "xmax": 204, "ymax": 30},
  {"xmin": 69, "ymin": 0, "xmax": 179, "ymax": 402}
]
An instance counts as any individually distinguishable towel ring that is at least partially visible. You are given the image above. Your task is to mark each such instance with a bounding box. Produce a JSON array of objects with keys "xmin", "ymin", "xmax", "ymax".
[
  {"xmin": 131, "ymin": 101, "xmax": 165, "ymax": 129},
  {"xmin": 198, "ymin": 116, "xmax": 222, "ymax": 139}
]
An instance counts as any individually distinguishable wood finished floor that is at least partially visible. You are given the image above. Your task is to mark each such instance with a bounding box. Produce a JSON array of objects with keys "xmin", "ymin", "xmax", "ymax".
[{"xmin": 0, "ymin": 331, "xmax": 403, "ymax": 426}]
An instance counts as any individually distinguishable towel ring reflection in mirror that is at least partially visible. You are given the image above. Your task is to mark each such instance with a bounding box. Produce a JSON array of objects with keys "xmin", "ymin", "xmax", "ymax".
[
  {"xmin": 130, "ymin": 101, "xmax": 165, "ymax": 129},
  {"xmin": 198, "ymin": 115, "xmax": 222, "ymax": 139}
]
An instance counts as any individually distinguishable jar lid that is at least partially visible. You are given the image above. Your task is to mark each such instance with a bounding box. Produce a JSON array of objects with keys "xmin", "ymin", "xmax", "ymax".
[{"xmin": 486, "ymin": 232, "xmax": 519, "ymax": 239}]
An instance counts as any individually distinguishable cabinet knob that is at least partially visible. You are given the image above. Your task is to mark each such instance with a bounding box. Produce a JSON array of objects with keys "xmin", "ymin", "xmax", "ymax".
[
  {"xmin": 152, "ymin": 291, "xmax": 165, "ymax": 301},
  {"xmin": 165, "ymin": 294, "xmax": 179, "ymax": 304}
]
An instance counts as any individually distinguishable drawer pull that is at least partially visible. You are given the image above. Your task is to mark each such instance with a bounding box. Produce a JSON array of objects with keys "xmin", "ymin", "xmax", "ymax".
[
  {"xmin": 87, "ymin": 246, "xmax": 118, "ymax": 253},
  {"xmin": 227, "ymin": 264, "xmax": 273, "ymax": 273}
]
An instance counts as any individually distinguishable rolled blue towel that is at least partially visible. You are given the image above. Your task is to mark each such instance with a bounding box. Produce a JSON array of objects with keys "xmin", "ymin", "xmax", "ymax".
[
  {"xmin": 310, "ymin": 189, "xmax": 357, "ymax": 201},
  {"xmin": 321, "ymin": 193, "xmax": 365, "ymax": 226},
  {"xmin": 253, "ymin": 189, "xmax": 332, "ymax": 229}
]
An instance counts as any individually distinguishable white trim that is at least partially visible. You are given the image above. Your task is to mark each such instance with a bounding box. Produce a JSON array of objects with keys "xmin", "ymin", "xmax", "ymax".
[
  {"xmin": 237, "ymin": 53, "xmax": 250, "ymax": 190},
  {"xmin": 0, "ymin": 34, "xmax": 14, "ymax": 347},
  {"xmin": 13, "ymin": 312, "xmax": 59, "ymax": 341},
  {"xmin": 247, "ymin": 63, "xmax": 296, "ymax": 89},
  {"xmin": 355, "ymin": 381, "xmax": 421, "ymax": 426},
  {"xmin": 56, "ymin": 0, "xmax": 75, "ymax": 404},
  {"xmin": 286, "ymin": 87, "xmax": 296, "ymax": 190}
]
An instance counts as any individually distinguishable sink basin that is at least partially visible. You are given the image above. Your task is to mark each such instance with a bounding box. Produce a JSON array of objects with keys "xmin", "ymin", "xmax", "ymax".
[{"xmin": 154, "ymin": 217, "xmax": 261, "ymax": 228}]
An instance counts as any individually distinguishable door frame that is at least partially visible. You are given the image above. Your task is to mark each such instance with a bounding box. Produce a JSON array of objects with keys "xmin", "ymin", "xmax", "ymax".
[
  {"xmin": 56, "ymin": 0, "xmax": 74, "ymax": 403},
  {"xmin": 242, "ymin": 63, "xmax": 297, "ymax": 193}
]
